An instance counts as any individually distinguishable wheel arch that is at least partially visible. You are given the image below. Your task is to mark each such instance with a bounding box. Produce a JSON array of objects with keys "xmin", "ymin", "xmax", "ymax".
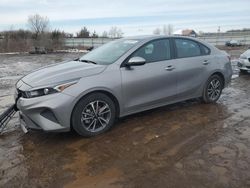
[
  {"xmin": 70, "ymin": 89, "xmax": 120, "ymax": 129},
  {"xmin": 210, "ymin": 71, "xmax": 225, "ymax": 88}
]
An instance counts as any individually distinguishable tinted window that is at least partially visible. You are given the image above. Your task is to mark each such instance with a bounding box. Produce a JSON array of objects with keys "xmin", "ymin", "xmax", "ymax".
[
  {"xmin": 132, "ymin": 39, "xmax": 171, "ymax": 63},
  {"xmin": 175, "ymin": 39, "xmax": 201, "ymax": 58},
  {"xmin": 200, "ymin": 44, "xmax": 210, "ymax": 55}
]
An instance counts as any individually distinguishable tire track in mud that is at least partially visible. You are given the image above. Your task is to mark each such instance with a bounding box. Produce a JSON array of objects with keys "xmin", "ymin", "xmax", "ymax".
[
  {"xmin": 62, "ymin": 76, "xmax": 250, "ymax": 188},
  {"xmin": 62, "ymin": 102, "xmax": 232, "ymax": 188}
]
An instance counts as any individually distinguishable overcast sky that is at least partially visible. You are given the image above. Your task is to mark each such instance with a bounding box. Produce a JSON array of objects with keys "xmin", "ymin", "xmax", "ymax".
[{"xmin": 0, "ymin": 0, "xmax": 249, "ymax": 36}]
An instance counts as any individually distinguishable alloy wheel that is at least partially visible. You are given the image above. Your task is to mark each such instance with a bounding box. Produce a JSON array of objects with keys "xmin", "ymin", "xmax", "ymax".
[
  {"xmin": 81, "ymin": 100, "xmax": 111, "ymax": 133},
  {"xmin": 207, "ymin": 78, "xmax": 221, "ymax": 101}
]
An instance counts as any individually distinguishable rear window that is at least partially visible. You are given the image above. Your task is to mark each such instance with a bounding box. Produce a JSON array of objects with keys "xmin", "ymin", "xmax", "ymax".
[
  {"xmin": 200, "ymin": 44, "xmax": 210, "ymax": 55},
  {"xmin": 175, "ymin": 39, "xmax": 201, "ymax": 58}
]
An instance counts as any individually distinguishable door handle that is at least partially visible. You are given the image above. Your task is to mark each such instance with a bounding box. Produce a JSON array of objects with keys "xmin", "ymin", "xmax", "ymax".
[
  {"xmin": 165, "ymin": 65, "xmax": 175, "ymax": 71},
  {"xmin": 203, "ymin": 60, "xmax": 210, "ymax": 65}
]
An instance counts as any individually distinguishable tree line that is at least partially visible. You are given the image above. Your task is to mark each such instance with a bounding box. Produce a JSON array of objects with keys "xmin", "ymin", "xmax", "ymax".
[
  {"xmin": 0, "ymin": 14, "xmax": 124, "ymax": 53},
  {"xmin": 0, "ymin": 14, "xmax": 175, "ymax": 53},
  {"xmin": 75, "ymin": 26, "xmax": 123, "ymax": 38}
]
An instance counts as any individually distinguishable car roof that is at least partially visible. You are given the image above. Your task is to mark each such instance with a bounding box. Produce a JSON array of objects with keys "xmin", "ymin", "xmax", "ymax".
[
  {"xmin": 122, "ymin": 35, "xmax": 219, "ymax": 54},
  {"xmin": 123, "ymin": 35, "xmax": 201, "ymax": 42},
  {"xmin": 242, "ymin": 49, "xmax": 250, "ymax": 56}
]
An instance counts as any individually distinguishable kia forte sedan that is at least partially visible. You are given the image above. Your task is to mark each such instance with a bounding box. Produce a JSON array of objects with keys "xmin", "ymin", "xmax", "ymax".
[{"xmin": 15, "ymin": 36, "xmax": 232, "ymax": 137}]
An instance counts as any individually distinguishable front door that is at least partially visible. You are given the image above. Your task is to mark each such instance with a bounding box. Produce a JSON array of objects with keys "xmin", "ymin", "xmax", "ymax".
[{"xmin": 121, "ymin": 38, "xmax": 178, "ymax": 114}]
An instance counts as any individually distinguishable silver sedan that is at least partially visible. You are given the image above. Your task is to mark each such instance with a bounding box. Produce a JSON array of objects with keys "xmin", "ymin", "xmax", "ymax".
[{"xmin": 16, "ymin": 36, "xmax": 233, "ymax": 137}]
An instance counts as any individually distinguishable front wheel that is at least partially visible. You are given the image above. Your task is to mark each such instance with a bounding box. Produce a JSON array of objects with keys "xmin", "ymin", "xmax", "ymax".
[
  {"xmin": 72, "ymin": 93, "xmax": 116, "ymax": 137},
  {"xmin": 202, "ymin": 75, "xmax": 223, "ymax": 103}
]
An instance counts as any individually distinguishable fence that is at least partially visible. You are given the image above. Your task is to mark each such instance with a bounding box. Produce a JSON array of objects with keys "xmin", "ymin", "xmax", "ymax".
[
  {"xmin": 65, "ymin": 33, "xmax": 250, "ymax": 48},
  {"xmin": 64, "ymin": 38, "xmax": 114, "ymax": 48},
  {"xmin": 198, "ymin": 34, "xmax": 250, "ymax": 46}
]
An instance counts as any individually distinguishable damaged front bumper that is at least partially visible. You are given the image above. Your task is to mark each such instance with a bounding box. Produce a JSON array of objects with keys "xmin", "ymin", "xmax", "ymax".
[{"xmin": 15, "ymin": 80, "xmax": 76, "ymax": 132}]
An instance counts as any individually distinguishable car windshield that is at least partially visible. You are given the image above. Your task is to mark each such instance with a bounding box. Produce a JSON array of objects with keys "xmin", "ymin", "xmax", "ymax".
[{"xmin": 79, "ymin": 39, "xmax": 140, "ymax": 65}]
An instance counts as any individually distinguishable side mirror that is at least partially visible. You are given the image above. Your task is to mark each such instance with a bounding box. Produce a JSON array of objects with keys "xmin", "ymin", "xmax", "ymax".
[{"xmin": 126, "ymin": 57, "xmax": 146, "ymax": 66}]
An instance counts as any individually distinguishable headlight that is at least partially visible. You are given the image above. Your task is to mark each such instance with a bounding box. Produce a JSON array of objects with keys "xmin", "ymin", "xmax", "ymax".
[
  {"xmin": 26, "ymin": 88, "xmax": 58, "ymax": 98},
  {"xmin": 25, "ymin": 81, "xmax": 78, "ymax": 98},
  {"xmin": 240, "ymin": 55, "xmax": 247, "ymax": 60}
]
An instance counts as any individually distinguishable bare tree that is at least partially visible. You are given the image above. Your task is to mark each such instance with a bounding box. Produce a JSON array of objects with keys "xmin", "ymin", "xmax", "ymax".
[
  {"xmin": 91, "ymin": 31, "xmax": 99, "ymax": 38},
  {"xmin": 198, "ymin": 31, "xmax": 204, "ymax": 36},
  {"xmin": 76, "ymin": 27, "xmax": 90, "ymax": 38},
  {"xmin": 153, "ymin": 28, "xmax": 161, "ymax": 35},
  {"xmin": 167, "ymin": 24, "xmax": 173, "ymax": 35},
  {"xmin": 102, "ymin": 31, "xmax": 108, "ymax": 38},
  {"xmin": 0, "ymin": 29, "xmax": 33, "ymax": 52},
  {"xmin": 163, "ymin": 24, "xmax": 173, "ymax": 35},
  {"xmin": 51, "ymin": 29, "xmax": 67, "ymax": 50},
  {"xmin": 109, "ymin": 27, "xmax": 123, "ymax": 38},
  {"xmin": 27, "ymin": 14, "xmax": 50, "ymax": 39}
]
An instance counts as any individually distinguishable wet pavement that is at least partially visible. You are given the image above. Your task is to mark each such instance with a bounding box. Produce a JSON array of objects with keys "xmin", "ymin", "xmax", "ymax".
[{"xmin": 0, "ymin": 51, "xmax": 250, "ymax": 188}]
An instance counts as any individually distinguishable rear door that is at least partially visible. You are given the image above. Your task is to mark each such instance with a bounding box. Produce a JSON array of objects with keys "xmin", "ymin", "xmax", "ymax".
[{"xmin": 173, "ymin": 38, "xmax": 212, "ymax": 98}]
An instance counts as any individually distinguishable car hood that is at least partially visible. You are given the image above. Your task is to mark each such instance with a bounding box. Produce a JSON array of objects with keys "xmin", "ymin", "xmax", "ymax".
[
  {"xmin": 241, "ymin": 50, "xmax": 250, "ymax": 57},
  {"xmin": 21, "ymin": 61, "xmax": 107, "ymax": 87}
]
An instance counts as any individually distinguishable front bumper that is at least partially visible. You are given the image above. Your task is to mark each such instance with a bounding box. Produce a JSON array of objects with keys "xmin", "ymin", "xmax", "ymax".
[
  {"xmin": 238, "ymin": 59, "xmax": 250, "ymax": 71},
  {"xmin": 16, "ymin": 91, "xmax": 76, "ymax": 132}
]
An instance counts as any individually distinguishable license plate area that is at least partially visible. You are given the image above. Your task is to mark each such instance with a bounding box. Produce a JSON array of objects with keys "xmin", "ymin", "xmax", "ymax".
[{"xmin": 19, "ymin": 112, "xmax": 28, "ymax": 133}]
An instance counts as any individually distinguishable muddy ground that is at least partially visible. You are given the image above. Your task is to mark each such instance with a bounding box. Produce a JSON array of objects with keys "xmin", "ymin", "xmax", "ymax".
[{"xmin": 0, "ymin": 50, "xmax": 250, "ymax": 188}]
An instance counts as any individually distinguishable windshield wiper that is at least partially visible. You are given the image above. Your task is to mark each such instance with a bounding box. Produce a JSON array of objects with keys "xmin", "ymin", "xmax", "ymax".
[{"xmin": 79, "ymin": 59, "xmax": 97, "ymax": 64}]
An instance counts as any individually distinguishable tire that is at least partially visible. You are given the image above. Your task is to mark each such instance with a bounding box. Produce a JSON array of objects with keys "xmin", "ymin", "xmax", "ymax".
[
  {"xmin": 240, "ymin": 69, "xmax": 248, "ymax": 74},
  {"xmin": 72, "ymin": 93, "xmax": 116, "ymax": 137},
  {"xmin": 202, "ymin": 75, "xmax": 223, "ymax": 103}
]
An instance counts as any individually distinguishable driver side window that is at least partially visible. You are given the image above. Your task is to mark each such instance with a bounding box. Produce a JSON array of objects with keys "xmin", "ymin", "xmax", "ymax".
[{"xmin": 132, "ymin": 39, "xmax": 171, "ymax": 63}]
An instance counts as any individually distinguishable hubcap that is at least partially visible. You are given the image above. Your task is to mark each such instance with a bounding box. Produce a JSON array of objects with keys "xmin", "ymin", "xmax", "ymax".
[
  {"xmin": 207, "ymin": 79, "xmax": 221, "ymax": 101},
  {"xmin": 81, "ymin": 100, "xmax": 111, "ymax": 133}
]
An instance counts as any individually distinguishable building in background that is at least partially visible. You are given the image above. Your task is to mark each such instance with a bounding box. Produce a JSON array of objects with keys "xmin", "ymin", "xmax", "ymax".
[{"xmin": 173, "ymin": 29, "xmax": 198, "ymax": 37}]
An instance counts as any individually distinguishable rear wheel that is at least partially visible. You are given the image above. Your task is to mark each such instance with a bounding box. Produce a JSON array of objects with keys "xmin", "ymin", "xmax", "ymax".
[
  {"xmin": 202, "ymin": 75, "xmax": 223, "ymax": 103},
  {"xmin": 240, "ymin": 69, "xmax": 248, "ymax": 74},
  {"xmin": 72, "ymin": 93, "xmax": 116, "ymax": 137}
]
